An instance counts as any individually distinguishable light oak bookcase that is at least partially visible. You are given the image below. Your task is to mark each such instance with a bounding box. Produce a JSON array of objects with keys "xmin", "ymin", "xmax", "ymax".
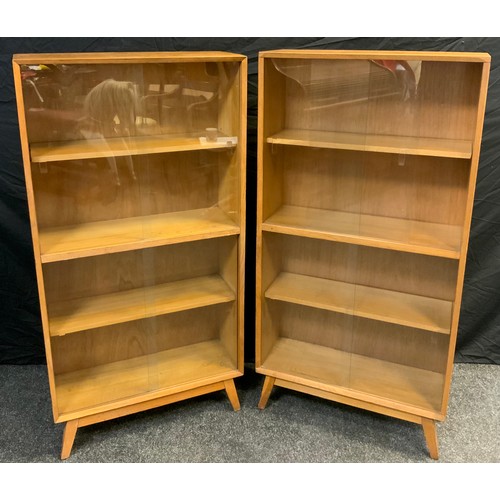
[
  {"xmin": 13, "ymin": 51, "xmax": 247, "ymax": 459},
  {"xmin": 255, "ymin": 50, "xmax": 490, "ymax": 459}
]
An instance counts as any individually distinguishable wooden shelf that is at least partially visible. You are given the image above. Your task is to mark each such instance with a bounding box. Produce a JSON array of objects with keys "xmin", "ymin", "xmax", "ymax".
[
  {"xmin": 31, "ymin": 134, "xmax": 237, "ymax": 163},
  {"xmin": 40, "ymin": 207, "xmax": 239, "ymax": 263},
  {"xmin": 267, "ymin": 129, "xmax": 472, "ymax": 159},
  {"xmin": 55, "ymin": 340, "xmax": 239, "ymax": 420},
  {"xmin": 260, "ymin": 338, "xmax": 444, "ymax": 414},
  {"xmin": 49, "ymin": 275, "xmax": 235, "ymax": 337},
  {"xmin": 265, "ymin": 272, "xmax": 452, "ymax": 334},
  {"xmin": 262, "ymin": 205, "xmax": 461, "ymax": 259}
]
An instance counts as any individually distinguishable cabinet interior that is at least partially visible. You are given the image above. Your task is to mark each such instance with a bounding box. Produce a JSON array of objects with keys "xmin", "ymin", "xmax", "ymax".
[
  {"xmin": 31, "ymin": 150, "xmax": 240, "ymax": 229},
  {"xmin": 260, "ymin": 233, "xmax": 456, "ymax": 412},
  {"xmin": 257, "ymin": 52, "xmax": 488, "ymax": 421},
  {"xmin": 14, "ymin": 52, "xmax": 246, "ymax": 431},
  {"xmin": 23, "ymin": 60, "xmax": 242, "ymax": 142},
  {"xmin": 265, "ymin": 57, "xmax": 482, "ymax": 140},
  {"xmin": 44, "ymin": 236, "xmax": 238, "ymax": 418}
]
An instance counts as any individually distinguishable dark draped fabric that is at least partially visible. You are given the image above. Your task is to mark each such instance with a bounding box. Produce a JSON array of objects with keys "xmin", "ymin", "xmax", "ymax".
[{"xmin": 1, "ymin": 37, "xmax": 499, "ymax": 364}]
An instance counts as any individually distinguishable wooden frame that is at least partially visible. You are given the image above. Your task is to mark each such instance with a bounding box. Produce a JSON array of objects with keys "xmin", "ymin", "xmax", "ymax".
[
  {"xmin": 13, "ymin": 51, "xmax": 247, "ymax": 459},
  {"xmin": 255, "ymin": 49, "xmax": 490, "ymax": 459}
]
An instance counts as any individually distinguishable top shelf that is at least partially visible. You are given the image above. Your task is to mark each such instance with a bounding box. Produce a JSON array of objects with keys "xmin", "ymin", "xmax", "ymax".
[
  {"xmin": 31, "ymin": 134, "xmax": 238, "ymax": 163},
  {"xmin": 267, "ymin": 129, "xmax": 472, "ymax": 159}
]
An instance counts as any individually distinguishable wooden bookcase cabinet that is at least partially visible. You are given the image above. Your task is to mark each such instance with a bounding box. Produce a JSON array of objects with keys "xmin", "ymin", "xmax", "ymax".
[
  {"xmin": 255, "ymin": 50, "xmax": 490, "ymax": 459},
  {"xmin": 13, "ymin": 51, "xmax": 247, "ymax": 459}
]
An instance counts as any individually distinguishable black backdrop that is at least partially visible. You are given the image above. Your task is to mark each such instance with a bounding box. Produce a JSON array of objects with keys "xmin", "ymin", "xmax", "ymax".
[{"xmin": 1, "ymin": 37, "xmax": 499, "ymax": 365}]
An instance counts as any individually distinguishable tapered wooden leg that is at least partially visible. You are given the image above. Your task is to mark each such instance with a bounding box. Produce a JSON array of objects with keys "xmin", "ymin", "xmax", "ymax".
[
  {"xmin": 224, "ymin": 379, "xmax": 241, "ymax": 411},
  {"xmin": 61, "ymin": 419, "xmax": 79, "ymax": 460},
  {"xmin": 422, "ymin": 417, "xmax": 439, "ymax": 460},
  {"xmin": 258, "ymin": 376, "xmax": 276, "ymax": 409}
]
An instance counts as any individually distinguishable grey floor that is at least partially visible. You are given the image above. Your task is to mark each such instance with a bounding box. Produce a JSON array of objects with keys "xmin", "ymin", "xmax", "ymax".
[{"xmin": 0, "ymin": 362, "xmax": 498, "ymax": 463}]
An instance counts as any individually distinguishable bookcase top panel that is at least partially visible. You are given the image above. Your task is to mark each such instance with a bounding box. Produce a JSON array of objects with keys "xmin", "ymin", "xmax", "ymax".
[
  {"xmin": 260, "ymin": 49, "xmax": 490, "ymax": 63},
  {"xmin": 13, "ymin": 52, "xmax": 247, "ymax": 65}
]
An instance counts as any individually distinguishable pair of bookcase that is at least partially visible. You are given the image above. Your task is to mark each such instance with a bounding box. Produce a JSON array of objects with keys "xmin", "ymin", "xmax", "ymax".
[{"xmin": 13, "ymin": 50, "xmax": 490, "ymax": 460}]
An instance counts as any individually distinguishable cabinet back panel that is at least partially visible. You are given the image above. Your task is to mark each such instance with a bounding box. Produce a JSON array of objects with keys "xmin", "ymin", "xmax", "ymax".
[
  {"xmin": 351, "ymin": 317, "xmax": 449, "ymax": 374},
  {"xmin": 412, "ymin": 61, "xmax": 483, "ymax": 141},
  {"xmin": 278, "ymin": 235, "xmax": 457, "ymax": 301},
  {"xmin": 280, "ymin": 59, "xmax": 371, "ymax": 135},
  {"xmin": 51, "ymin": 303, "xmax": 233, "ymax": 374},
  {"xmin": 276, "ymin": 301, "xmax": 355, "ymax": 352},
  {"xmin": 43, "ymin": 237, "xmax": 233, "ymax": 304},
  {"xmin": 276, "ymin": 58, "xmax": 482, "ymax": 141},
  {"xmin": 32, "ymin": 151, "xmax": 226, "ymax": 228},
  {"xmin": 283, "ymin": 148, "xmax": 469, "ymax": 226},
  {"xmin": 272, "ymin": 301, "xmax": 448, "ymax": 373},
  {"xmin": 283, "ymin": 148, "xmax": 362, "ymax": 216}
]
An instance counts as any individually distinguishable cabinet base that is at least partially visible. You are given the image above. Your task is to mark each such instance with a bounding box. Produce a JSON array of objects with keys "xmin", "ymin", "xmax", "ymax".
[
  {"xmin": 60, "ymin": 378, "xmax": 240, "ymax": 459},
  {"xmin": 257, "ymin": 375, "xmax": 440, "ymax": 460}
]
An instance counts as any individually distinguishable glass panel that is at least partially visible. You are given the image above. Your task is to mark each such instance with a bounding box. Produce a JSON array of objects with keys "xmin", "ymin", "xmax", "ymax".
[
  {"xmin": 20, "ymin": 57, "xmax": 242, "ymax": 416},
  {"xmin": 348, "ymin": 58, "xmax": 469, "ymax": 412},
  {"xmin": 23, "ymin": 61, "xmax": 242, "ymax": 240},
  {"xmin": 259, "ymin": 57, "xmax": 371, "ymax": 389},
  {"xmin": 259, "ymin": 55, "xmax": 475, "ymax": 412},
  {"xmin": 21, "ymin": 60, "xmax": 242, "ymax": 141},
  {"xmin": 44, "ymin": 237, "xmax": 239, "ymax": 416}
]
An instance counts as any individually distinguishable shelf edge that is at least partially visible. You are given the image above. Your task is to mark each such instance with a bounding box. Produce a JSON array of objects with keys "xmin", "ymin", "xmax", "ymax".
[
  {"xmin": 265, "ymin": 273, "xmax": 452, "ymax": 334},
  {"xmin": 262, "ymin": 223, "xmax": 461, "ymax": 260}
]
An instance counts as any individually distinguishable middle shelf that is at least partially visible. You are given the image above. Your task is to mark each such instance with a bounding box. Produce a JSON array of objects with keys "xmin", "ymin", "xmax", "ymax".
[
  {"xmin": 39, "ymin": 207, "xmax": 240, "ymax": 263},
  {"xmin": 265, "ymin": 272, "xmax": 452, "ymax": 334},
  {"xmin": 262, "ymin": 205, "xmax": 462, "ymax": 259},
  {"xmin": 49, "ymin": 274, "xmax": 235, "ymax": 337}
]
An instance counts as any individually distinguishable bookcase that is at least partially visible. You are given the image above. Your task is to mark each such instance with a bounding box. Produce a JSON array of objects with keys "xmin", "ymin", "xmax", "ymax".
[
  {"xmin": 255, "ymin": 50, "xmax": 490, "ymax": 459},
  {"xmin": 13, "ymin": 51, "xmax": 247, "ymax": 459}
]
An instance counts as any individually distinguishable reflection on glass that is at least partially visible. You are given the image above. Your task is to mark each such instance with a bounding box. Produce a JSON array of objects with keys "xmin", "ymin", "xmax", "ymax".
[
  {"xmin": 15, "ymin": 54, "xmax": 245, "ymax": 426},
  {"xmin": 273, "ymin": 58, "xmax": 421, "ymax": 112},
  {"xmin": 20, "ymin": 62, "xmax": 235, "ymax": 143},
  {"xmin": 23, "ymin": 61, "xmax": 241, "ymax": 218},
  {"xmin": 81, "ymin": 79, "xmax": 138, "ymax": 139},
  {"xmin": 372, "ymin": 60, "xmax": 421, "ymax": 101},
  {"xmin": 79, "ymin": 79, "xmax": 138, "ymax": 185}
]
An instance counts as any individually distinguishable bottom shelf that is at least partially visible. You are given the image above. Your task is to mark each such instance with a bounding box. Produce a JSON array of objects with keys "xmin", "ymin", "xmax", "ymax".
[
  {"xmin": 55, "ymin": 340, "xmax": 238, "ymax": 421},
  {"xmin": 259, "ymin": 338, "xmax": 444, "ymax": 415}
]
